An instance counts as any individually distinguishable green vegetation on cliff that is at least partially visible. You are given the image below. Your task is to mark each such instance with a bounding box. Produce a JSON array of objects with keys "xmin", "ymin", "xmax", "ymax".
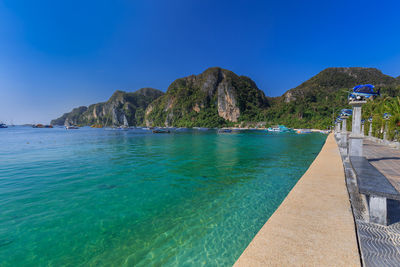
[
  {"xmin": 265, "ymin": 68, "xmax": 400, "ymax": 129},
  {"xmin": 51, "ymin": 88, "xmax": 164, "ymax": 126},
  {"xmin": 145, "ymin": 67, "xmax": 269, "ymax": 127},
  {"xmin": 52, "ymin": 67, "xmax": 400, "ymax": 134},
  {"xmin": 362, "ymin": 97, "xmax": 400, "ymax": 141},
  {"xmin": 51, "ymin": 106, "xmax": 88, "ymax": 126}
]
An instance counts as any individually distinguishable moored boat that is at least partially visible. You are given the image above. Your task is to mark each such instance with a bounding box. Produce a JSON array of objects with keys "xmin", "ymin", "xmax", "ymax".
[
  {"xmin": 0, "ymin": 123, "xmax": 7, "ymax": 128},
  {"xmin": 91, "ymin": 124, "xmax": 103, "ymax": 128},
  {"xmin": 266, "ymin": 126, "xmax": 280, "ymax": 132},
  {"xmin": 66, "ymin": 126, "xmax": 79, "ymax": 130},
  {"xmin": 65, "ymin": 119, "xmax": 78, "ymax": 130},
  {"xmin": 218, "ymin": 128, "xmax": 232, "ymax": 133},
  {"xmin": 32, "ymin": 124, "xmax": 53, "ymax": 128},
  {"xmin": 296, "ymin": 129, "xmax": 312, "ymax": 134},
  {"xmin": 152, "ymin": 129, "xmax": 170, "ymax": 133},
  {"xmin": 266, "ymin": 125, "xmax": 291, "ymax": 133}
]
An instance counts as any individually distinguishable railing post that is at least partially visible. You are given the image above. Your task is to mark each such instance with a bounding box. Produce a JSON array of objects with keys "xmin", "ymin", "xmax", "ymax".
[
  {"xmin": 384, "ymin": 120, "xmax": 388, "ymax": 141},
  {"xmin": 349, "ymin": 102, "xmax": 365, "ymax": 157},
  {"xmin": 341, "ymin": 118, "xmax": 347, "ymax": 148},
  {"xmin": 361, "ymin": 121, "xmax": 365, "ymax": 137},
  {"xmin": 368, "ymin": 121, "xmax": 373, "ymax": 137}
]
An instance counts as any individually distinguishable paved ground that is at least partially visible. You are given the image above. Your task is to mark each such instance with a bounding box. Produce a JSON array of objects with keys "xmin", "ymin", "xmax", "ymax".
[
  {"xmin": 344, "ymin": 158, "xmax": 400, "ymax": 267},
  {"xmin": 364, "ymin": 139, "xmax": 400, "ymax": 193},
  {"xmin": 234, "ymin": 134, "xmax": 360, "ymax": 267},
  {"xmin": 343, "ymin": 137, "xmax": 400, "ymax": 267}
]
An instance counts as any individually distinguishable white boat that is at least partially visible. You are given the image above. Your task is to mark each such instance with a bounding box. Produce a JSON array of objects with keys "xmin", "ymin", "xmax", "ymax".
[
  {"xmin": 66, "ymin": 126, "xmax": 79, "ymax": 130},
  {"xmin": 65, "ymin": 119, "xmax": 79, "ymax": 130},
  {"xmin": 266, "ymin": 126, "xmax": 280, "ymax": 132},
  {"xmin": 266, "ymin": 125, "xmax": 290, "ymax": 133}
]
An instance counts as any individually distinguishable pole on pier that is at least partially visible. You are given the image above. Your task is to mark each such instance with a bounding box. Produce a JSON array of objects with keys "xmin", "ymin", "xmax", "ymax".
[
  {"xmin": 340, "ymin": 117, "xmax": 348, "ymax": 156},
  {"xmin": 361, "ymin": 120, "xmax": 365, "ymax": 137},
  {"xmin": 383, "ymin": 113, "xmax": 391, "ymax": 142},
  {"xmin": 335, "ymin": 121, "xmax": 341, "ymax": 138},
  {"xmin": 384, "ymin": 121, "xmax": 388, "ymax": 141},
  {"xmin": 349, "ymin": 101, "xmax": 366, "ymax": 157},
  {"xmin": 368, "ymin": 117, "xmax": 373, "ymax": 137}
]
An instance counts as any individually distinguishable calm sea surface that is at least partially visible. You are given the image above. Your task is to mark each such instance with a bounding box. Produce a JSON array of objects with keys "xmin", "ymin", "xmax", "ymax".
[{"xmin": 0, "ymin": 127, "xmax": 326, "ymax": 266}]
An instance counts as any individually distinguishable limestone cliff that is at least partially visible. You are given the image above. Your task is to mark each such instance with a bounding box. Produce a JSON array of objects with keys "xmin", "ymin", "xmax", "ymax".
[
  {"xmin": 51, "ymin": 88, "xmax": 164, "ymax": 126},
  {"xmin": 145, "ymin": 67, "xmax": 269, "ymax": 127}
]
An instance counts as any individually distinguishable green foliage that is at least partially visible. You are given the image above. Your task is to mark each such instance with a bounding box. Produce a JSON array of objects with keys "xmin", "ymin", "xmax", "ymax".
[
  {"xmin": 362, "ymin": 96, "xmax": 400, "ymax": 141},
  {"xmin": 145, "ymin": 67, "xmax": 268, "ymax": 127},
  {"xmin": 51, "ymin": 88, "xmax": 164, "ymax": 126},
  {"xmin": 263, "ymin": 67, "xmax": 399, "ymax": 130},
  {"xmin": 53, "ymin": 67, "xmax": 400, "ymax": 132},
  {"xmin": 50, "ymin": 106, "xmax": 88, "ymax": 125}
]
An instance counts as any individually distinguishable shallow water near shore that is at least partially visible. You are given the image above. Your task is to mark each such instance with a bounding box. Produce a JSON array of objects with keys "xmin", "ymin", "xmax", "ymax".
[{"xmin": 0, "ymin": 127, "xmax": 326, "ymax": 266}]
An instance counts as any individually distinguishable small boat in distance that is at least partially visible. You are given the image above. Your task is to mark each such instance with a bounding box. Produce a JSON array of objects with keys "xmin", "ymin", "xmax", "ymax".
[
  {"xmin": 66, "ymin": 126, "xmax": 79, "ymax": 130},
  {"xmin": 266, "ymin": 125, "xmax": 290, "ymax": 133},
  {"xmin": 296, "ymin": 129, "xmax": 312, "ymax": 134},
  {"xmin": 65, "ymin": 120, "xmax": 79, "ymax": 130},
  {"xmin": 116, "ymin": 115, "xmax": 129, "ymax": 130},
  {"xmin": 266, "ymin": 126, "xmax": 280, "ymax": 132},
  {"xmin": 0, "ymin": 123, "xmax": 8, "ymax": 128},
  {"xmin": 152, "ymin": 129, "xmax": 170, "ymax": 133},
  {"xmin": 33, "ymin": 124, "xmax": 53, "ymax": 128},
  {"xmin": 218, "ymin": 129, "xmax": 232, "ymax": 133},
  {"xmin": 91, "ymin": 124, "xmax": 103, "ymax": 128}
]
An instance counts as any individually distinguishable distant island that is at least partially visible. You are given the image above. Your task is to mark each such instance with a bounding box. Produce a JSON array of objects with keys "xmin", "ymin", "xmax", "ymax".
[{"xmin": 52, "ymin": 67, "xmax": 400, "ymax": 129}]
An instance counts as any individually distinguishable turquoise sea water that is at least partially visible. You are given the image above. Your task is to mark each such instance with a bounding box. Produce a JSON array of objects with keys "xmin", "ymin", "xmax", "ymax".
[{"xmin": 0, "ymin": 127, "xmax": 326, "ymax": 266}]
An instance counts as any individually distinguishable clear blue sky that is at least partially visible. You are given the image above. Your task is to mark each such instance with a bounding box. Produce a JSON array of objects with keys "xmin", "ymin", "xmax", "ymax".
[{"xmin": 1, "ymin": 0, "xmax": 400, "ymax": 124}]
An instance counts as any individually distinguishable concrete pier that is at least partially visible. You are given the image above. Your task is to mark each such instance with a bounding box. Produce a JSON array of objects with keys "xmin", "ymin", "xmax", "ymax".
[{"xmin": 234, "ymin": 134, "xmax": 360, "ymax": 266}]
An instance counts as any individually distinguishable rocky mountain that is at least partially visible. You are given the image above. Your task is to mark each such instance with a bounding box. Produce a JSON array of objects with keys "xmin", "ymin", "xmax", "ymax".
[
  {"xmin": 51, "ymin": 88, "xmax": 164, "ymax": 126},
  {"xmin": 51, "ymin": 106, "xmax": 88, "ymax": 126},
  {"xmin": 51, "ymin": 67, "xmax": 400, "ymax": 129},
  {"xmin": 144, "ymin": 67, "xmax": 269, "ymax": 127},
  {"xmin": 266, "ymin": 67, "xmax": 400, "ymax": 128},
  {"xmin": 283, "ymin": 67, "xmax": 397, "ymax": 103}
]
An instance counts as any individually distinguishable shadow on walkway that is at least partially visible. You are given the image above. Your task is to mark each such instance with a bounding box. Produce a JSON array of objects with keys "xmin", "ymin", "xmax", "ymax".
[
  {"xmin": 369, "ymin": 157, "xmax": 400, "ymax": 162},
  {"xmin": 388, "ymin": 199, "xmax": 400, "ymax": 225}
]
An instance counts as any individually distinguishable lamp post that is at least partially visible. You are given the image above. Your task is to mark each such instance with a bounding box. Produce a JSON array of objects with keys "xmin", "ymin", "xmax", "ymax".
[
  {"xmin": 347, "ymin": 84, "xmax": 380, "ymax": 156},
  {"xmin": 368, "ymin": 117, "xmax": 373, "ymax": 137}
]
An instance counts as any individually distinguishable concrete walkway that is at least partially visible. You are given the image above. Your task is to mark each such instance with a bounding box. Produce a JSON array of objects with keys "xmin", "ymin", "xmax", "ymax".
[
  {"xmin": 348, "ymin": 138, "xmax": 400, "ymax": 266},
  {"xmin": 364, "ymin": 139, "xmax": 400, "ymax": 193},
  {"xmin": 234, "ymin": 134, "xmax": 360, "ymax": 266}
]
